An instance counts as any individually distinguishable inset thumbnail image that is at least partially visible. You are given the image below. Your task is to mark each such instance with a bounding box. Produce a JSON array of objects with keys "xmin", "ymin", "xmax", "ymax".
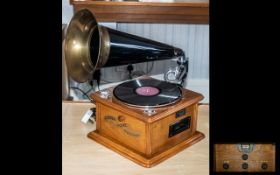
[{"xmin": 214, "ymin": 143, "xmax": 275, "ymax": 172}]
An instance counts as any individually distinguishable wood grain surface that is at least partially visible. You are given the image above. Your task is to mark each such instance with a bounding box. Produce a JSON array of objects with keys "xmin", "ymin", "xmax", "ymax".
[
  {"xmin": 71, "ymin": 0, "xmax": 209, "ymax": 23},
  {"xmin": 214, "ymin": 144, "xmax": 275, "ymax": 172}
]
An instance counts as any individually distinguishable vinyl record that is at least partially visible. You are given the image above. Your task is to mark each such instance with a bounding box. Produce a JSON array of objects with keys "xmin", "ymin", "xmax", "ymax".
[{"xmin": 113, "ymin": 79, "xmax": 182, "ymax": 107}]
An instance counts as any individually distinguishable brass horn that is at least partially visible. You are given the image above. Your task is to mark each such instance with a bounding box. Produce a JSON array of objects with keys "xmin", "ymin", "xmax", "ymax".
[{"xmin": 64, "ymin": 9, "xmax": 185, "ymax": 83}]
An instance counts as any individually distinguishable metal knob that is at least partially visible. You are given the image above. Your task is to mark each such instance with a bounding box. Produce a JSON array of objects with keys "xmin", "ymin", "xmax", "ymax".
[
  {"xmin": 261, "ymin": 163, "xmax": 268, "ymax": 170},
  {"xmin": 223, "ymin": 163, "xmax": 229, "ymax": 169},
  {"xmin": 242, "ymin": 154, "xmax": 248, "ymax": 160},
  {"xmin": 242, "ymin": 163, "xmax": 248, "ymax": 169}
]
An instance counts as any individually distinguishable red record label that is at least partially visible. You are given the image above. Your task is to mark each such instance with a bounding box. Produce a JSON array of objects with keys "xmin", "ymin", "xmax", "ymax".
[{"xmin": 136, "ymin": 86, "xmax": 159, "ymax": 96}]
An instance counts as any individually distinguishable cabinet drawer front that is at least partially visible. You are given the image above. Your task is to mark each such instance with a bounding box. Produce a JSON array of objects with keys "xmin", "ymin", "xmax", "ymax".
[{"xmin": 151, "ymin": 105, "xmax": 195, "ymax": 154}]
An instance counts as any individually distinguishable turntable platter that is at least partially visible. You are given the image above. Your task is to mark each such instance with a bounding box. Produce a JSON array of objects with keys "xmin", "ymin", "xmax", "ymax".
[{"xmin": 113, "ymin": 79, "xmax": 182, "ymax": 107}]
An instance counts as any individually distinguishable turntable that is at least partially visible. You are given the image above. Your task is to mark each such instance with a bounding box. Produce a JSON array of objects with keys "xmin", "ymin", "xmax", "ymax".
[{"xmin": 88, "ymin": 76, "xmax": 205, "ymax": 167}]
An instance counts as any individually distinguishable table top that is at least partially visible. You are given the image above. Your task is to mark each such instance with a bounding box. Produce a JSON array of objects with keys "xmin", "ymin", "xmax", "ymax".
[{"xmin": 62, "ymin": 102, "xmax": 209, "ymax": 175}]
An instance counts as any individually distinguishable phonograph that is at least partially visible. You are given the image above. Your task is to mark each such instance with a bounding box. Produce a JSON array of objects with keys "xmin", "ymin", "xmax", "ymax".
[{"xmin": 64, "ymin": 9, "xmax": 205, "ymax": 167}]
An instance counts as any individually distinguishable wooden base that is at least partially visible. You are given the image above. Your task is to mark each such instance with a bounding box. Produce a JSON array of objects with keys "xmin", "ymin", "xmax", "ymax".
[
  {"xmin": 88, "ymin": 130, "xmax": 205, "ymax": 168},
  {"xmin": 89, "ymin": 77, "xmax": 205, "ymax": 167}
]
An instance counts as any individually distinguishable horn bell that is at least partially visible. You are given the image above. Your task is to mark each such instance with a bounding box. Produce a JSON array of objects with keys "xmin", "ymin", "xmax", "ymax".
[{"xmin": 64, "ymin": 9, "xmax": 99, "ymax": 83}]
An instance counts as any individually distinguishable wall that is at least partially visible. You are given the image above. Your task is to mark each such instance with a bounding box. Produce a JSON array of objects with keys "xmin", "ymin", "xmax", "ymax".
[{"xmin": 62, "ymin": 0, "xmax": 73, "ymax": 24}]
